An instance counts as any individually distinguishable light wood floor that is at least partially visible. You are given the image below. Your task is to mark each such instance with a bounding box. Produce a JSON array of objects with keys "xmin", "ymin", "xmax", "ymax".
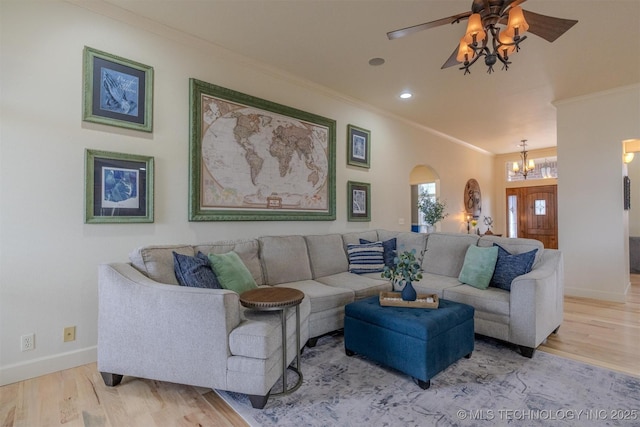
[{"xmin": 2, "ymin": 278, "xmax": 638, "ymax": 427}]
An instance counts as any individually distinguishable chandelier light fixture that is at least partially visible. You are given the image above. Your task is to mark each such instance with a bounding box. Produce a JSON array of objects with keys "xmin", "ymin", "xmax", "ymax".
[
  {"xmin": 512, "ymin": 139, "xmax": 535, "ymax": 179},
  {"xmin": 456, "ymin": 5, "xmax": 528, "ymax": 74}
]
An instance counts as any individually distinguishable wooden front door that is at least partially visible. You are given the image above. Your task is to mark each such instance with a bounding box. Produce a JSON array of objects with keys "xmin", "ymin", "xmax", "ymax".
[{"xmin": 506, "ymin": 185, "xmax": 558, "ymax": 249}]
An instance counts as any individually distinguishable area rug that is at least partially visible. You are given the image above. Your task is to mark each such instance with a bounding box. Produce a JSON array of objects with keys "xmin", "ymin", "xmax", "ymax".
[{"xmin": 216, "ymin": 335, "xmax": 640, "ymax": 426}]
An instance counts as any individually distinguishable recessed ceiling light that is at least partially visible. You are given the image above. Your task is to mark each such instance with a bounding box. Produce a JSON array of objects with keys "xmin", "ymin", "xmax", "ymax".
[
  {"xmin": 368, "ymin": 57, "xmax": 385, "ymax": 66},
  {"xmin": 399, "ymin": 92, "xmax": 413, "ymax": 99}
]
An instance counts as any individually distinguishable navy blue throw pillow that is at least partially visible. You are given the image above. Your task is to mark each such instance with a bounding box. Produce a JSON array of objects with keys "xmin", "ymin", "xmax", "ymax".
[
  {"xmin": 489, "ymin": 244, "xmax": 538, "ymax": 291},
  {"xmin": 173, "ymin": 251, "xmax": 222, "ymax": 289},
  {"xmin": 360, "ymin": 237, "xmax": 397, "ymax": 268}
]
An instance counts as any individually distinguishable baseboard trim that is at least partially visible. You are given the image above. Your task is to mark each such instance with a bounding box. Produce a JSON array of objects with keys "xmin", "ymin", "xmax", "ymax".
[
  {"xmin": 0, "ymin": 346, "xmax": 97, "ymax": 386},
  {"xmin": 564, "ymin": 286, "xmax": 627, "ymax": 303}
]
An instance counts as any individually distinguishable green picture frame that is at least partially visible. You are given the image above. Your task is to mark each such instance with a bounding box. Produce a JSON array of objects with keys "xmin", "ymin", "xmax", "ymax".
[
  {"xmin": 83, "ymin": 46, "xmax": 154, "ymax": 132},
  {"xmin": 85, "ymin": 149, "xmax": 154, "ymax": 223},
  {"xmin": 189, "ymin": 78, "xmax": 336, "ymax": 221},
  {"xmin": 348, "ymin": 181, "xmax": 371, "ymax": 222},
  {"xmin": 347, "ymin": 124, "xmax": 371, "ymax": 168}
]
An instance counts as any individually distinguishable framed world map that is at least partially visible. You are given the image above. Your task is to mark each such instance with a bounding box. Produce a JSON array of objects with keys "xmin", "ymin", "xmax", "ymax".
[{"xmin": 189, "ymin": 79, "xmax": 336, "ymax": 221}]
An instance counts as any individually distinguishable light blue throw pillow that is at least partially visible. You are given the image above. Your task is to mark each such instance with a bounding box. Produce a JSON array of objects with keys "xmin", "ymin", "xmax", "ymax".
[
  {"xmin": 347, "ymin": 241, "xmax": 385, "ymax": 274},
  {"xmin": 458, "ymin": 245, "xmax": 499, "ymax": 290},
  {"xmin": 490, "ymin": 244, "xmax": 538, "ymax": 291}
]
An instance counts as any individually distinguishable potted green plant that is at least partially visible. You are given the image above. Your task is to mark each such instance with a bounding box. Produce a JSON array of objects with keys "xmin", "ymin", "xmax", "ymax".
[
  {"xmin": 381, "ymin": 249, "xmax": 423, "ymax": 301},
  {"xmin": 417, "ymin": 193, "xmax": 448, "ymax": 231}
]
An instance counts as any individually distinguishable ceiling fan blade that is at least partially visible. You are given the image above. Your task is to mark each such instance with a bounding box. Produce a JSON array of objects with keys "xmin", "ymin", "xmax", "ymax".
[
  {"xmin": 387, "ymin": 12, "xmax": 471, "ymax": 40},
  {"xmin": 441, "ymin": 46, "xmax": 461, "ymax": 69},
  {"xmin": 499, "ymin": 0, "xmax": 528, "ymax": 15},
  {"xmin": 521, "ymin": 10, "xmax": 578, "ymax": 42}
]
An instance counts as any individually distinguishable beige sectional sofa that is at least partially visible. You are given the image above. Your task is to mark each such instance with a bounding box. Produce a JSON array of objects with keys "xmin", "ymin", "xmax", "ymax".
[{"xmin": 98, "ymin": 230, "xmax": 563, "ymax": 408}]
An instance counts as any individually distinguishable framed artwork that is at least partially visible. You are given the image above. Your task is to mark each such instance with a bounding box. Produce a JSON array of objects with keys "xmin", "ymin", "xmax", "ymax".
[
  {"xmin": 347, "ymin": 124, "xmax": 371, "ymax": 168},
  {"xmin": 347, "ymin": 181, "xmax": 371, "ymax": 222},
  {"xmin": 83, "ymin": 46, "xmax": 154, "ymax": 132},
  {"xmin": 189, "ymin": 78, "xmax": 336, "ymax": 221},
  {"xmin": 85, "ymin": 149, "xmax": 154, "ymax": 223}
]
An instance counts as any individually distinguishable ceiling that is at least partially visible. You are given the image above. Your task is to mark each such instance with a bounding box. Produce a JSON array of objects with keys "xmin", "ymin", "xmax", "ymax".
[{"xmin": 102, "ymin": 0, "xmax": 640, "ymax": 154}]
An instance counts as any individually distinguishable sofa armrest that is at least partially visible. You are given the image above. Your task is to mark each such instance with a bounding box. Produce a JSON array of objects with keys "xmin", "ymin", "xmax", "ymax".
[
  {"xmin": 508, "ymin": 249, "xmax": 564, "ymax": 348},
  {"xmin": 98, "ymin": 263, "xmax": 241, "ymax": 389}
]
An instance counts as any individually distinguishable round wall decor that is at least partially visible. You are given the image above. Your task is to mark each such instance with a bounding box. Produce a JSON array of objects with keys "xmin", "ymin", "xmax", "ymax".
[{"xmin": 464, "ymin": 179, "xmax": 482, "ymax": 218}]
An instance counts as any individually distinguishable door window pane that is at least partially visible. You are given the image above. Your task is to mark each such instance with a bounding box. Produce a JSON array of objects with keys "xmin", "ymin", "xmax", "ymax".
[{"xmin": 508, "ymin": 195, "xmax": 518, "ymax": 238}]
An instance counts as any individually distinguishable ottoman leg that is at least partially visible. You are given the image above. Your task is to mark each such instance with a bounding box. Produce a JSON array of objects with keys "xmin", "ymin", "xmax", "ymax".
[
  {"xmin": 345, "ymin": 348, "xmax": 355, "ymax": 356},
  {"xmin": 414, "ymin": 378, "xmax": 431, "ymax": 390},
  {"xmin": 464, "ymin": 352, "xmax": 472, "ymax": 359}
]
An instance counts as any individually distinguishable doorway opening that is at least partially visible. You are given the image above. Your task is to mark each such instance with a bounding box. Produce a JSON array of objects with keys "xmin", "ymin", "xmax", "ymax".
[{"xmin": 410, "ymin": 165, "xmax": 440, "ymax": 233}]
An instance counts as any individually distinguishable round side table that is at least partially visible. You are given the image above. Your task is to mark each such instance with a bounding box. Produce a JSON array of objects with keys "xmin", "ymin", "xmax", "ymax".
[{"xmin": 240, "ymin": 287, "xmax": 304, "ymax": 395}]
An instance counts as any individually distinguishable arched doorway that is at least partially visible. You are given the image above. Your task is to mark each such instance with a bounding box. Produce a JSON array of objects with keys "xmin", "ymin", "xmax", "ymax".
[{"xmin": 409, "ymin": 165, "xmax": 440, "ymax": 233}]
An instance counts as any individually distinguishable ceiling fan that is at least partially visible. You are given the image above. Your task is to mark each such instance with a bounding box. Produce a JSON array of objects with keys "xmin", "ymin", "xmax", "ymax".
[{"xmin": 387, "ymin": 0, "xmax": 578, "ymax": 74}]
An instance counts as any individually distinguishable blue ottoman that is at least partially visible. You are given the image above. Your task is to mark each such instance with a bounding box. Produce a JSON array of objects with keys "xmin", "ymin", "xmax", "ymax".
[{"xmin": 344, "ymin": 296, "xmax": 474, "ymax": 389}]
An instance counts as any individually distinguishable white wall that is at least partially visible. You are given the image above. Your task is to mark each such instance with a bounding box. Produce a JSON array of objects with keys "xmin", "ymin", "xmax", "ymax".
[
  {"xmin": 0, "ymin": 1, "xmax": 494, "ymax": 384},
  {"xmin": 556, "ymin": 85, "xmax": 640, "ymax": 302}
]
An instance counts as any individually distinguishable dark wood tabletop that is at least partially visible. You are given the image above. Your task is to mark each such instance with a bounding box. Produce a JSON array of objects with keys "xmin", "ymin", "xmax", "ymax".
[{"xmin": 240, "ymin": 287, "xmax": 304, "ymax": 310}]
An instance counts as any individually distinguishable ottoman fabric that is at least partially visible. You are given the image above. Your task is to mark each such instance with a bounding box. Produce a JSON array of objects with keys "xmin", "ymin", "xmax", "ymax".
[{"xmin": 344, "ymin": 296, "xmax": 474, "ymax": 384}]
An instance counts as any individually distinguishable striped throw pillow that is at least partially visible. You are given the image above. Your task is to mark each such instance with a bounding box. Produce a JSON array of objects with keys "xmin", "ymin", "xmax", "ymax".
[{"xmin": 347, "ymin": 242, "xmax": 385, "ymax": 274}]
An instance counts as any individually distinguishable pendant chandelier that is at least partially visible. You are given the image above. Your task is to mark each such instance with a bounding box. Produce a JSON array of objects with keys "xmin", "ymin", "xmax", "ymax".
[
  {"xmin": 512, "ymin": 140, "xmax": 535, "ymax": 179},
  {"xmin": 456, "ymin": 5, "xmax": 529, "ymax": 74}
]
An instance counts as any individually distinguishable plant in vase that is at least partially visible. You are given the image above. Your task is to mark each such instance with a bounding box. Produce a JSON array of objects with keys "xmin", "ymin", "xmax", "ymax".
[
  {"xmin": 417, "ymin": 194, "xmax": 448, "ymax": 232},
  {"xmin": 381, "ymin": 249, "xmax": 423, "ymax": 301}
]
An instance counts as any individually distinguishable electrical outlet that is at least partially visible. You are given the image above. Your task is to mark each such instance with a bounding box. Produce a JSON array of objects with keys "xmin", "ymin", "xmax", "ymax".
[
  {"xmin": 21, "ymin": 333, "xmax": 35, "ymax": 351},
  {"xmin": 64, "ymin": 326, "xmax": 76, "ymax": 342}
]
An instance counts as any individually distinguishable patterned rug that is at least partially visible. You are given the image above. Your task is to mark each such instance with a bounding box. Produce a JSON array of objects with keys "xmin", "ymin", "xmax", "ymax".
[{"xmin": 216, "ymin": 334, "xmax": 640, "ymax": 426}]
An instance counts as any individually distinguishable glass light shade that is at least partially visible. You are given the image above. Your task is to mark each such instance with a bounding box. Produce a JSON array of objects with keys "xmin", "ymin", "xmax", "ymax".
[
  {"xmin": 456, "ymin": 37, "xmax": 475, "ymax": 62},
  {"xmin": 527, "ymin": 159, "xmax": 535, "ymax": 170},
  {"xmin": 507, "ymin": 6, "xmax": 529, "ymax": 34},
  {"xmin": 498, "ymin": 31, "xmax": 517, "ymax": 55},
  {"xmin": 624, "ymin": 152, "xmax": 635, "ymax": 164},
  {"xmin": 512, "ymin": 162, "xmax": 520, "ymax": 172},
  {"xmin": 464, "ymin": 13, "xmax": 486, "ymax": 43}
]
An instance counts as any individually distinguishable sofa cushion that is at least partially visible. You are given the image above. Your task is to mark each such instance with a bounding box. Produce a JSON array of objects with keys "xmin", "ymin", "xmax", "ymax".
[
  {"xmin": 130, "ymin": 244, "xmax": 195, "ymax": 285},
  {"xmin": 196, "ymin": 239, "xmax": 264, "ymax": 285},
  {"xmin": 305, "ymin": 234, "xmax": 349, "ymax": 278},
  {"xmin": 208, "ymin": 251, "xmax": 258, "ymax": 294},
  {"xmin": 478, "ymin": 235, "xmax": 543, "ymax": 267},
  {"xmin": 273, "ymin": 280, "xmax": 354, "ymax": 314},
  {"xmin": 413, "ymin": 273, "xmax": 463, "ymax": 298},
  {"xmin": 422, "ymin": 233, "xmax": 480, "ymax": 277},
  {"xmin": 458, "ymin": 245, "xmax": 499, "ymax": 290},
  {"xmin": 173, "ymin": 251, "xmax": 221, "ymax": 289},
  {"xmin": 259, "ymin": 235, "xmax": 312, "ymax": 285},
  {"xmin": 378, "ymin": 230, "xmax": 427, "ymax": 263},
  {"xmin": 341, "ymin": 230, "xmax": 379, "ymax": 249},
  {"xmin": 229, "ymin": 296, "xmax": 311, "ymax": 359},
  {"xmin": 315, "ymin": 272, "xmax": 391, "ymax": 300},
  {"xmin": 490, "ymin": 244, "xmax": 538, "ymax": 291},
  {"xmin": 443, "ymin": 285, "xmax": 510, "ymax": 317},
  {"xmin": 347, "ymin": 242, "xmax": 385, "ymax": 274},
  {"xmin": 360, "ymin": 237, "xmax": 396, "ymax": 268}
]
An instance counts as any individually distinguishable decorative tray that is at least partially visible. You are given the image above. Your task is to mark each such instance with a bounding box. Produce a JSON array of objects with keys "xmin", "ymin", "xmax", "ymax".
[{"xmin": 379, "ymin": 292, "xmax": 439, "ymax": 309}]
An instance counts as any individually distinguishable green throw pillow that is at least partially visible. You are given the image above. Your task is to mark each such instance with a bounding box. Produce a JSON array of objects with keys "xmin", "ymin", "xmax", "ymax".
[
  {"xmin": 208, "ymin": 251, "xmax": 257, "ymax": 294},
  {"xmin": 458, "ymin": 245, "xmax": 499, "ymax": 290}
]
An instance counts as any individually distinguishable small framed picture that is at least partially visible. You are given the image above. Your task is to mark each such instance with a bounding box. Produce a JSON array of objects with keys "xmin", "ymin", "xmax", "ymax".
[
  {"xmin": 85, "ymin": 149, "xmax": 154, "ymax": 223},
  {"xmin": 83, "ymin": 46, "xmax": 153, "ymax": 132},
  {"xmin": 348, "ymin": 181, "xmax": 371, "ymax": 222},
  {"xmin": 347, "ymin": 124, "xmax": 370, "ymax": 168}
]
